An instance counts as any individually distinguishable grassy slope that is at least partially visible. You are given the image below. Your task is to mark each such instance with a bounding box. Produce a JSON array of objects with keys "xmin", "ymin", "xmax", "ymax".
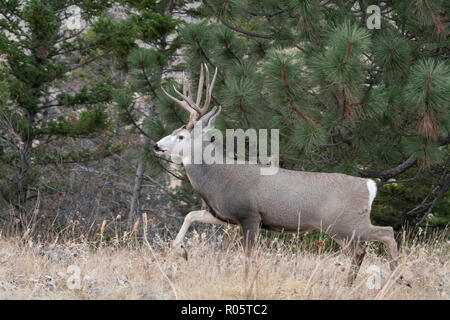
[{"xmin": 0, "ymin": 226, "xmax": 448, "ymax": 299}]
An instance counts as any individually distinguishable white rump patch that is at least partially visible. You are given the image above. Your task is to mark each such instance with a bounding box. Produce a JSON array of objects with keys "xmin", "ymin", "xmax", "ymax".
[{"xmin": 366, "ymin": 179, "xmax": 377, "ymax": 208}]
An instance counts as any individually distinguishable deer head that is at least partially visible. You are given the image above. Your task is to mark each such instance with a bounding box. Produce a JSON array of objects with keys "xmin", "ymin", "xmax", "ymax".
[{"xmin": 154, "ymin": 64, "xmax": 221, "ymax": 161}]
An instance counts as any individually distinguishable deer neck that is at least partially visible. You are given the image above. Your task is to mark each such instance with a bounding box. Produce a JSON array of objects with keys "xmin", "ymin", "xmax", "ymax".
[{"xmin": 182, "ymin": 140, "xmax": 226, "ymax": 192}]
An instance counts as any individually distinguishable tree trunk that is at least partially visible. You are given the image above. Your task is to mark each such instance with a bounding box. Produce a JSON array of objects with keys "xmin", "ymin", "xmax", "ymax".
[
  {"xmin": 17, "ymin": 111, "xmax": 34, "ymax": 222},
  {"xmin": 127, "ymin": 99, "xmax": 155, "ymax": 228}
]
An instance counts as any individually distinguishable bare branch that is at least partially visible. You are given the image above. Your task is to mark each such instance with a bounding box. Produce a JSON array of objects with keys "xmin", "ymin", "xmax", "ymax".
[{"xmin": 360, "ymin": 154, "xmax": 417, "ymax": 180}]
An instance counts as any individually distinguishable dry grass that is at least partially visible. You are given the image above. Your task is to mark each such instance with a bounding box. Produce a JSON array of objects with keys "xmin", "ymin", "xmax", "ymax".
[{"xmin": 0, "ymin": 226, "xmax": 448, "ymax": 300}]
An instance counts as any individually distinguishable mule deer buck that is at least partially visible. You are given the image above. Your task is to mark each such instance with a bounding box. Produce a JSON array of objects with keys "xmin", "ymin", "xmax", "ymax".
[{"xmin": 154, "ymin": 64, "xmax": 399, "ymax": 285}]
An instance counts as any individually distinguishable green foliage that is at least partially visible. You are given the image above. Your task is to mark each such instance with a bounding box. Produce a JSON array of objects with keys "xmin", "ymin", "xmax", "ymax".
[
  {"xmin": 0, "ymin": 0, "xmax": 119, "ymax": 209},
  {"xmin": 57, "ymin": 82, "xmax": 114, "ymax": 107},
  {"xmin": 44, "ymin": 105, "xmax": 109, "ymax": 137},
  {"xmin": 292, "ymin": 120, "xmax": 327, "ymax": 154},
  {"xmin": 373, "ymin": 32, "xmax": 412, "ymax": 81},
  {"xmin": 127, "ymin": 48, "xmax": 166, "ymax": 93},
  {"xmin": 169, "ymin": 0, "xmax": 450, "ymax": 229},
  {"xmin": 262, "ymin": 50, "xmax": 303, "ymax": 103},
  {"xmin": 22, "ymin": 0, "xmax": 60, "ymax": 43},
  {"xmin": 310, "ymin": 22, "xmax": 371, "ymax": 100},
  {"xmin": 115, "ymin": 0, "xmax": 180, "ymax": 135},
  {"xmin": 88, "ymin": 16, "xmax": 138, "ymax": 66},
  {"xmin": 405, "ymin": 59, "xmax": 450, "ymax": 140},
  {"xmin": 0, "ymin": 67, "xmax": 9, "ymax": 106}
]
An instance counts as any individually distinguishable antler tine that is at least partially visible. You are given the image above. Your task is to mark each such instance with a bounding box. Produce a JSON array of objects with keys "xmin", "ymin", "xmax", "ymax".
[
  {"xmin": 201, "ymin": 65, "xmax": 218, "ymax": 114},
  {"xmin": 182, "ymin": 72, "xmax": 187, "ymax": 96},
  {"xmin": 164, "ymin": 71, "xmax": 200, "ymax": 115},
  {"xmin": 172, "ymin": 86, "xmax": 202, "ymax": 115},
  {"xmin": 195, "ymin": 64, "xmax": 204, "ymax": 106},
  {"xmin": 162, "ymin": 87, "xmax": 198, "ymax": 130},
  {"xmin": 182, "ymin": 72, "xmax": 194, "ymax": 100},
  {"xmin": 161, "ymin": 87, "xmax": 195, "ymax": 116},
  {"xmin": 161, "ymin": 64, "xmax": 218, "ymax": 130}
]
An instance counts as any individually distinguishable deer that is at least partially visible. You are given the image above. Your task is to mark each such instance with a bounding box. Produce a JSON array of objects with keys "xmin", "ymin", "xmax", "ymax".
[{"xmin": 153, "ymin": 64, "xmax": 399, "ymax": 285}]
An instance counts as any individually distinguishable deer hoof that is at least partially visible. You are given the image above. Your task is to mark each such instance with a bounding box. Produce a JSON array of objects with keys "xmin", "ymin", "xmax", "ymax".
[{"xmin": 171, "ymin": 243, "xmax": 188, "ymax": 261}]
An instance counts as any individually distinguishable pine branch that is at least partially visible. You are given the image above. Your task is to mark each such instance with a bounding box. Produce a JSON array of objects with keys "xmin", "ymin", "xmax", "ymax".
[
  {"xmin": 379, "ymin": 169, "xmax": 422, "ymax": 187},
  {"xmin": 202, "ymin": 0, "xmax": 272, "ymax": 39},
  {"xmin": 123, "ymin": 102, "xmax": 153, "ymax": 141},
  {"xmin": 0, "ymin": 8, "xmax": 31, "ymax": 41},
  {"xmin": 237, "ymin": 94, "xmax": 250, "ymax": 126},
  {"xmin": 246, "ymin": 8, "xmax": 288, "ymax": 18},
  {"xmin": 193, "ymin": 33, "xmax": 218, "ymax": 71},
  {"xmin": 405, "ymin": 162, "xmax": 450, "ymax": 225},
  {"xmin": 281, "ymin": 64, "xmax": 316, "ymax": 126},
  {"xmin": 223, "ymin": 38, "xmax": 242, "ymax": 65},
  {"xmin": 140, "ymin": 61, "xmax": 159, "ymax": 98},
  {"xmin": 219, "ymin": 17, "xmax": 272, "ymax": 39},
  {"xmin": 360, "ymin": 154, "xmax": 417, "ymax": 180}
]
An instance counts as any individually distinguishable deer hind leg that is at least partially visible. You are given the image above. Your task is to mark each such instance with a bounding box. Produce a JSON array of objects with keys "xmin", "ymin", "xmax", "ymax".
[
  {"xmin": 172, "ymin": 210, "xmax": 226, "ymax": 249},
  {"xmin": 348, "ymin": 243, "xmax": 366, "ymax": 285},
  {"xmin": 334, "ymin": 238, "xmax": 366, "ymax": 285},
  {"xmin": 365, "ymin": 226, "xmax": 399, "ymax": 271}
]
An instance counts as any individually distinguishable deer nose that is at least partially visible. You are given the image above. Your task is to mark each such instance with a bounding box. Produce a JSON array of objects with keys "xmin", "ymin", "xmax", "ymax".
[{"xmin": 153, "ymin": 143, "xmax": 161, "ymax": 151}]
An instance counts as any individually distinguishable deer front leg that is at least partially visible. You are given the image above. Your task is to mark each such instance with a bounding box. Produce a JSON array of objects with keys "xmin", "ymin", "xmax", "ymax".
[
  {"xmin": 172, "ymin": 210, "xmax": 226, "ymax": 250},
  {"xmin": 240, "ymin": 216, "xmax": 261, "ymax": 280}
]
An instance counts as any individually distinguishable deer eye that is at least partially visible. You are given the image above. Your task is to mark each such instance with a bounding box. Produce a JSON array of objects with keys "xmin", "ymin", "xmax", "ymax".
[{"xmin": 177, "ymin": 135, "xmax": 184, "ymax": 140}]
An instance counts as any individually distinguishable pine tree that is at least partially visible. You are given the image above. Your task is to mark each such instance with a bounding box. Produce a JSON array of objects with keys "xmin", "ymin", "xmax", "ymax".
[
  {"xmin": 0, "ymin": 1, "xmax": 135, "ymax": 217},
  {"xmin": 113, "ymin": 0, "xmax": 185, "ymax": 227},
  {"xmin": 155, "ymin": 0, "xmax": 450, "ymax": 228}
]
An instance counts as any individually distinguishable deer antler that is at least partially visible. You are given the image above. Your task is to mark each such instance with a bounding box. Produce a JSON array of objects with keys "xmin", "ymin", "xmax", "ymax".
[
  {"xmin": 200, "ymin": 64, "xmax": 218, "ymax": 115},
  {"xmin": 162, "ymin": 64, "xmax": 218, "ymax": 130}
]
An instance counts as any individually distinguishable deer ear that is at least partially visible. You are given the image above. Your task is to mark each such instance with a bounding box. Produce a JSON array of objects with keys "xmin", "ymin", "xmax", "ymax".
[{"xmin": 198, "ymin": 106, "xmax": 221, "ymax": 132}]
